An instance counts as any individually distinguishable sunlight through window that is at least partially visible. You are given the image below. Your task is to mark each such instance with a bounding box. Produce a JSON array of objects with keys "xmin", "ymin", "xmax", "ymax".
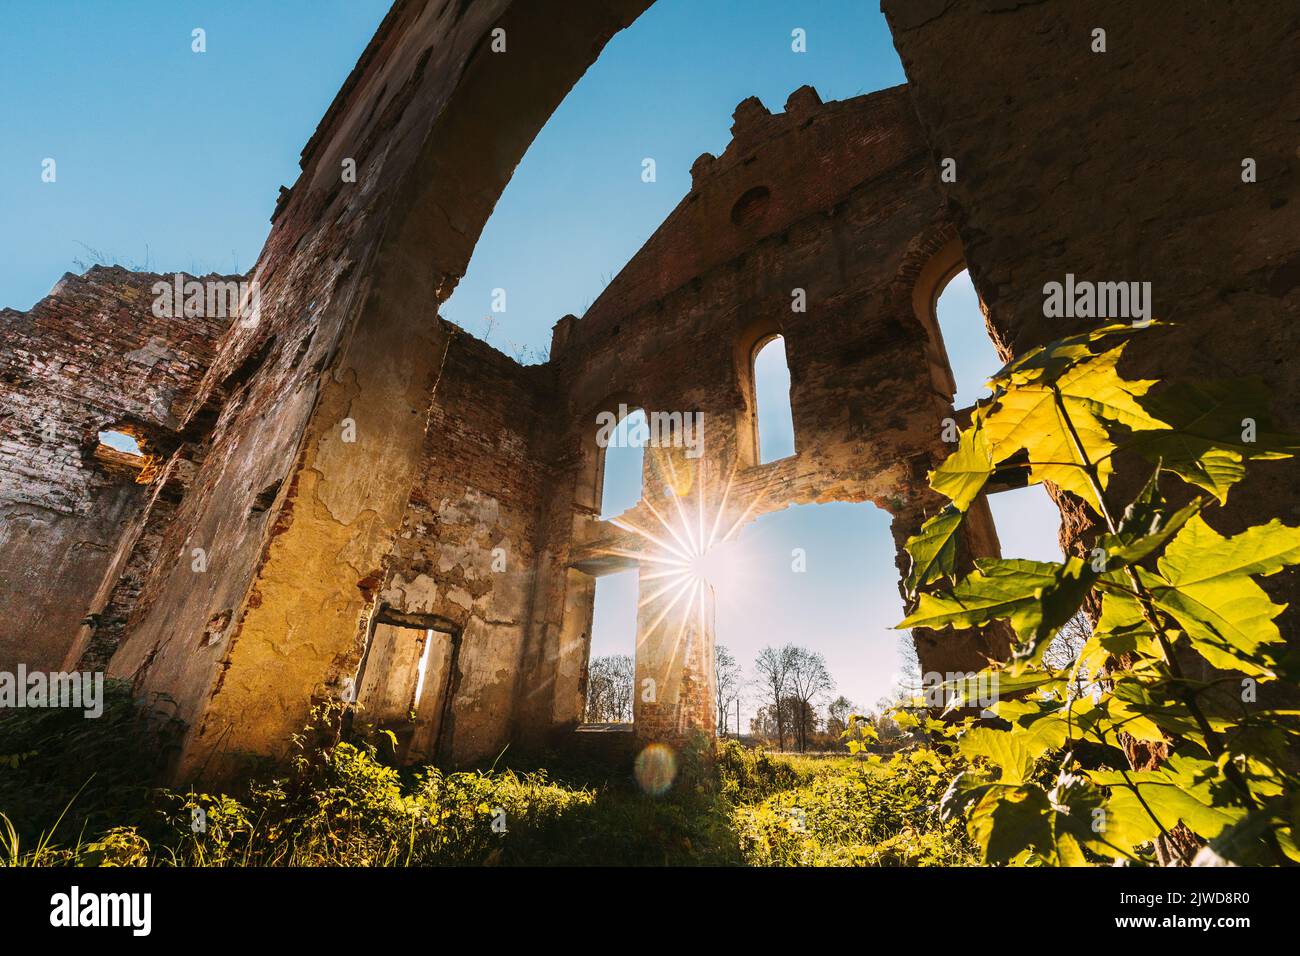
[
  {"xmin": 599, "ymin": 409, "xmax": 646, "ymax": 519},
  {"xmin": 754, "ymin": 336, "xmax": 795, "ymax": 463}
]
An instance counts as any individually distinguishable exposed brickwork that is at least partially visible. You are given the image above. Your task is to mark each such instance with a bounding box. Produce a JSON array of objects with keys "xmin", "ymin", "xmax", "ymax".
[
  {"xmin": 342, "ymin": 78, "xmax": 987, "ymax": 762},
  {"xmin": 0, "ymin": 266, "xmax": 234, "ymax": 670},
  {"xmin": 103, "ymin": 0, "xmax": 656, "ymax": 781},
  {"xmin": 371, "ymin": 327, "xmax": 555, "ymax": 763},
  {"xmin": 71, "ymin": 454, "xmax": 198, "ymax": 673},
  {"xmin": 519, "ymin": 85, "xmax": 999, "ymax": 752}
]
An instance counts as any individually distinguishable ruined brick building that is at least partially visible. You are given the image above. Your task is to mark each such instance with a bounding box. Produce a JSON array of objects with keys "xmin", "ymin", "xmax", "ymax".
[{"xmin": 1, "ymin": 1, "xmax": 1296, "ymax": 781}]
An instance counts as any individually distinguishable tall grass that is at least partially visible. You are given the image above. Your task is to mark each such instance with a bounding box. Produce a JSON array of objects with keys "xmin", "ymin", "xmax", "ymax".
[{"xmin": 0, "ymin": 686, "xmax": 972, "ymax": 867}]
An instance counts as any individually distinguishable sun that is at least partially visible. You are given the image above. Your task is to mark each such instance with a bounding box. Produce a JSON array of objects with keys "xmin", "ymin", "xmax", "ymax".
[{"xmin": 597, "ymin": 457, "xmax": 763, "ymax": 648}]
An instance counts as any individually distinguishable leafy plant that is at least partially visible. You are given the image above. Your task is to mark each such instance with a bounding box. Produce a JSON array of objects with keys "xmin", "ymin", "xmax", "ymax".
[
  {"xmin": 0, "ymin": 692, "xmax": 978, "ymax": 866},
  {"xmin": 716, "ymin": 737, "xmax": 815, "ymax": 801},
  {"xmin": 895, "ymin": 323, "xmax": 1300, "ymax": 866}
]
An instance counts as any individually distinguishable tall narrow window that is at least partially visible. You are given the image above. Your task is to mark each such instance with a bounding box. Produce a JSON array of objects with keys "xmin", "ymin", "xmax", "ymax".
[
  {"xmin": 753, "ymin": 335, "xmax": 795, "ymax": 463},
  {"xmin": 934, "ymin": 269, "xmax": 997, "ymax": 408},
  {"xmin": 599, "ymin": 408, "xmax": 646, "ymax": 519},
  {"xmin": 584, "ymin": 569, "xmax": 637, "ymax": 724}
]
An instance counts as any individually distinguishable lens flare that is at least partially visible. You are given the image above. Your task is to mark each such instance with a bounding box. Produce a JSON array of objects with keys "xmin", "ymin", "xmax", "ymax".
[{"xmin": 634, "ymin": 743, "xmax": 677, "ymax": 795}]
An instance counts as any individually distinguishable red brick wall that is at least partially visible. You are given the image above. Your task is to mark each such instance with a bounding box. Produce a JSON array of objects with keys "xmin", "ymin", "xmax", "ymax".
[{"xmin": 0, "ymin": 266, "xmax": 232, "ymax": 670}]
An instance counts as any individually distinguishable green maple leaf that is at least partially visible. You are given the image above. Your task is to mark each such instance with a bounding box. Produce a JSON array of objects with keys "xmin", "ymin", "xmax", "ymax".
[
  {"xmin": 1100, "ymin": 467, "xmax": 1205, "ymax": 565},
  {"xmin": 982, "ymin": 385, "xmax": 1112, "ymax": 511},
  {"xmin": 902, "ymin": 506, "xmax": 963, "ymax": 596},
  {"xmin": 1090, "ymin": 754, "xmax": 1245, "ymax": 845},
  {"xmin": 895, "ymin": 323, "xmax": 1300, "ymax": 867},
  {"xmin": 959, "ymin": 726, "xmax": 1036, "ymax": 785},
  {"xmin": 1141, "ymin": 515, "xmax": 1300, "ymax": 677},
  {"xmin": 1061, "ymin": 346, "xmax": 1167, "ymax": 433},
  {"xmin": 1132, "ymin": 379, "xmax": 1298, "ymax": 503},
  {"xmin": 1090, "ymin": 589, "xmax": 1174, "ymax": 662},
  {"xmin": 967, "ymin": 785, "xmax": 1054, "ymax": 864},
  {"xmin": 1049, "ymin": 771, "xmax": 1157, "ymax": 861},
  {"xmin": 898, "ymin": 558, "xmax": 1097, "ymax": 651},
  {"xmin": 928, "ymin": 420, "xmax": 993, "ymax": 511},
  {"xmin": 990, "ymin": 323, "xmax": 1155, "ymax": 390},
  {"xmin": 981, "ymin": 346, "xmax": 1168, "ymax": 513},
  {"xmin": 897, "ymin": 558, "xmax": 1059, "ymax": 638},
  {"xmin": 992, "ymin": 696, "xmax": 1098, "ymax": 760}
]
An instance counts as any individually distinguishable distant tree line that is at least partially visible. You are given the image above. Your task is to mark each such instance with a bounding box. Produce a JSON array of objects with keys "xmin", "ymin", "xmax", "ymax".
[
  {"xmin": 583, "ymin": 639, "xmax": 905, "ymax": 752},
  {"xmin": 583, "ymin": 616, "xmax": 1094, "ymax": 751}
]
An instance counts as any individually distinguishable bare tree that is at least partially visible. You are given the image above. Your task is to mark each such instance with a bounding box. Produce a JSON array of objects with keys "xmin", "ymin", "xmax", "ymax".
[
  {"xmin": 584, "ymin": 654, "xmax": 634, "ymax": 723},
  {"xmin": 1043, "ymin": 611, "xmax": 1094, "ymax": 699},
  {"xmin": 714, "ymin": 644, "xmax": 742, "ymax": 735},
  {"xmin": 753, "ymin": 645, "xmax": 795, "ymax": 751},
  {"xmin": 749, "ymin": 697, "xmax": 804, "ymax": 748},
  {"xmin": 786, "ymin": 647, "xmax": 834, "ymax": 751}
]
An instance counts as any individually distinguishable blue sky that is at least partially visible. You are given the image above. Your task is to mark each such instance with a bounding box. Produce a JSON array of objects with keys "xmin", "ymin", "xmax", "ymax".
[
  {"xmin": 438, "ymin": 0, "xmax": 908, "ymax": 356},
  {"xmin": 3, "ymin": 1, "xmax": 1062, "ymax": 723},
  {"xmin": 0, "ymin": 0, "xmax": 390, "ymax": 307}
]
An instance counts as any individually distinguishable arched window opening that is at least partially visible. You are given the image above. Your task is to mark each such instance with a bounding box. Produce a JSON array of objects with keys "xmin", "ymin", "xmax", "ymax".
[
  {"xmin": 599, "ymin": 408, "xmax": 647, "ymax": 520},
  {"xmin": 753, "ymin": 335, "xmax": 795, "ymax": 464},
  {"xmin": 934, "ymin": 269, "xmax": 1083, "ymax": 664},
  {"xmin": 934, "ymin": 269, "xmax": 1000, "ymax": 409}
]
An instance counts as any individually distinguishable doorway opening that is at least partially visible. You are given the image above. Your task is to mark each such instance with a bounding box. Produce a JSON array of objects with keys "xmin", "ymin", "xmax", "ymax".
[{"xmin": 350, "ymin": 608, "xmax": 462, "ymax": 763}]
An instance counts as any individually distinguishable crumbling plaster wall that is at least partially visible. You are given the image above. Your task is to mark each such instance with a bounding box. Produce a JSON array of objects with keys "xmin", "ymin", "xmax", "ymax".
[
  {"xmin": 881, "ymin": 0, "xmax": 1300, "ymax": 650},
  {"xmin": 0, "ymin": 266, "xmax": 233, "ymax": 672},
  {"xmin": 102, "ymin": 0, "xmax": 654, "ymax": 781},
  {"xmin": 374, "ymin": 325, "xmax": 554, "ymax": 763}
]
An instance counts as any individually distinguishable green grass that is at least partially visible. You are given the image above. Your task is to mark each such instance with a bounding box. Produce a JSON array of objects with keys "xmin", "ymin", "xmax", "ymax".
[
  {"xmin": 0, "ymin": 684, "xmax": 973, "ymax": 867},
  {"xmin": 726, "ymin": 744, "xmax": 978, "ymax": 866}
]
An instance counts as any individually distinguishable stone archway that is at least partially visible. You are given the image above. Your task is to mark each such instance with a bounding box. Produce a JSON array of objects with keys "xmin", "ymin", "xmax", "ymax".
[{"xmin": 110, "ymin": 0, "xmax": 655, "ymax": 781}]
